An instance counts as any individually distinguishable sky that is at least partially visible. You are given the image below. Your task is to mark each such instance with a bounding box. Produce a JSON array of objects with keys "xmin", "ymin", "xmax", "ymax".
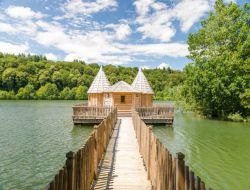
[{"xmin": 0, "ymin": 0, "xmax": 247, "ymax": 70}]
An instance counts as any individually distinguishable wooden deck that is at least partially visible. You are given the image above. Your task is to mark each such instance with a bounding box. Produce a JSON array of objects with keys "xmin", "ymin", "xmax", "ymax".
[
  {"xmin": 72, "ymin": 105, "xmax": 174, "ymax": 124},
  {"xmin": 93, "ymin": 117, "xmax": 152, "ymax": 190}
]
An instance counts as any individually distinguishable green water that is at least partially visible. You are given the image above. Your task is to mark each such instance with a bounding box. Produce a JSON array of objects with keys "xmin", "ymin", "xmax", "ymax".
[
  {"xmin": 153, "ymin": 112, "xmax": 250, "ymax": 190},
  {"xmin": 0, "ymin": 101, "xmax": 92, "ymax": 190},
  {"xmin": 0, "ymin": 101, "xmax": 249, "ymax": 190}
]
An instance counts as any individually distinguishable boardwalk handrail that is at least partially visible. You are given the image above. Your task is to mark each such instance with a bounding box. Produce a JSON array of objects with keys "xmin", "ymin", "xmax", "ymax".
[
  {"xmin": 46, "ymin": 107, "xmax": 117, "ymax": 190},
  {"xmin": 132, "ymin": 109, "xmax": 213, "ymax": 190}
]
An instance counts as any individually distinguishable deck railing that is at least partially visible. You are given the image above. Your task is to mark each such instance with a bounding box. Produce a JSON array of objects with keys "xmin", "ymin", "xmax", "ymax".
[
  {"xmin": 132, "ymin": 109, "xmax": 212, "ymax": 190},
  {"xmin": 72, "ymin": 105, "xmax": 112, "ymax": 119},
  {"xmin": 136, "ymin": 106, "xmax": 174, "ymax": 119},
  {"xmin": 45, "ymin": 107, "xmax": 117, "ymax": 190}
]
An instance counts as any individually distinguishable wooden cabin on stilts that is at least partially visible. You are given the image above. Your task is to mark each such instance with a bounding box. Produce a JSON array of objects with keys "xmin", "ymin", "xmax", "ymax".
[{"xmin": 72, "ymin": 66, "xmax": 174, "ymax": 124}]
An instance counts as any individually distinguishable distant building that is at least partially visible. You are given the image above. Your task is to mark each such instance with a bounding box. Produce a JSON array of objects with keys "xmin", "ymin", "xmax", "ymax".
[{"xmin": 87, "ymin": 66, "xmax": 154, "ymax": 114}]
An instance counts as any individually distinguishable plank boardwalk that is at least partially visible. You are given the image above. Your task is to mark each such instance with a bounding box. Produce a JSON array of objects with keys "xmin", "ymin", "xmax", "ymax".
[{"xmin": 93, "ymin": 117, "xmax": 152, "ymax": 190}]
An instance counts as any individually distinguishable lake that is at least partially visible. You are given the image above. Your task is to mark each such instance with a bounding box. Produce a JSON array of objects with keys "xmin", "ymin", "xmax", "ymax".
[
  {"xmin": 0, "ymin": 101, "xmax": 92, "ymax": 190},
  {"xmin": 0, "ymin": 101, "xmax": 249, "ymax": 190},
  {"xmin": 153, "ymin": 111, "xmax": 250, "ymax": 190}
]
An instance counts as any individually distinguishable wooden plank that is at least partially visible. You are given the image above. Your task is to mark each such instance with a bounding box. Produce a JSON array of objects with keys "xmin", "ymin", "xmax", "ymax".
[{"xmin": 93, "ymin": 118, "xmax": 151, "ymax": 190}]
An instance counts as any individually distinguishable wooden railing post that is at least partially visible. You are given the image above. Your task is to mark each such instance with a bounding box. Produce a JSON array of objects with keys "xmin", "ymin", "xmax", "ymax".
[
  {"xmin": 176, "ymin": 152, "xmax": 185, "ymax": 190},
  {"xmin": 66, "ymin": 151, "xmax": 75, "ymax": 190},
  {"xmin": 94, "ymin": 126, "xmax": 98, "ymax": 180},
  {"xmin": 147, "ymin": 126, "xmax": 152, "ymax": 180}
]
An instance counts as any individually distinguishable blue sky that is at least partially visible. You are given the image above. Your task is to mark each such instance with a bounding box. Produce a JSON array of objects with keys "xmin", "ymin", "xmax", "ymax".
[{"xmin": 0, "ymin": 0, "xmax": 247, "ymax": 70}]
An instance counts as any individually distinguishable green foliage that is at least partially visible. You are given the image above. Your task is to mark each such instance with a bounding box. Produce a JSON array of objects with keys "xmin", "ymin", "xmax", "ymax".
[
  {"xmin": 0, "ymin": 90, "xmax": 16, "ymax": 100},
  {"xmin": 227, "ymin": 113, "xmax": 244, "ymax": 122},
  {"xmin": 17, "ymin": 84, "xmax": 36, "ymax": 99},
  {"xmin": 75, "ymin": 86, "xmax": 88, "ymax": 100},
  {"xmin": 59, "ymin": 87, "xmax": 75, "ymax": 100},
  {"xmin": 36, "ymin": 83, "xmax": 59, "ymax": 100},
  {"xmin": 183, "ymin": 0, "xmax": 250, "ymax": 119},
  {"xmin": 0, "ymin": 53, "xmax": 183, "ymax": 100}
]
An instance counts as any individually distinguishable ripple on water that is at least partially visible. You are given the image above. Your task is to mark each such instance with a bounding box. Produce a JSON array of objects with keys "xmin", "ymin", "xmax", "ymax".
[
  {"xmin": 0, "ymin": 101, "xmax": 92, "ymax": 190},
  {"xmin": 153, "ymin": 112, "xmax": 250, "ymax": 190}
]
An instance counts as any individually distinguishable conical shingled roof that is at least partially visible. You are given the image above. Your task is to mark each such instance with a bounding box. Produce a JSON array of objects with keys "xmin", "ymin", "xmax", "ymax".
[
  {"xmin": 108, "ymin": 81, "xmax": 139, "ymax": 93},
  {"xmin": 132, "ymin": 68, "xmax": 154, "ymax": 94},
  {"xmin": 87, "ymin": 66, "xmax": 111, "ymax": 93}
]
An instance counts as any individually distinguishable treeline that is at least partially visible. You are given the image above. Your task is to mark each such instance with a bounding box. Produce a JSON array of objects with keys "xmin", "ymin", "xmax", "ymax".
[{"xmin": 0, "ymin": 53, "xmax": 183, "ymax": 100}]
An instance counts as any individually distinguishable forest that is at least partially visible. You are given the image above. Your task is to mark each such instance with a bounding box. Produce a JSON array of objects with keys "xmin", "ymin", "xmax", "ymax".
[{"xmin": 0, "ymin": 53, "xmax": 183, "ymax": 101}]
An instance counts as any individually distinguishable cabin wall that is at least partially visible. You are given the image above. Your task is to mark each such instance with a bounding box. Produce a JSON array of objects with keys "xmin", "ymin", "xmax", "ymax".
[
  {"xmin": 103, "ymin": 93, "xmax": 113, "ymax": 107},
  {"xmin": 112, "ymin": 93, "xmax": 133, "ymax": 112},
  {"xmin": 134, "ymin": 93, "xmax": 141, "ymax": 108},
  {"xmin": 88, "ymin": 93, "xmax": 104, "ymax": 107},
  {"xmin": 141, "ymin": 94, "xmax": 153, "ymax": 107}
]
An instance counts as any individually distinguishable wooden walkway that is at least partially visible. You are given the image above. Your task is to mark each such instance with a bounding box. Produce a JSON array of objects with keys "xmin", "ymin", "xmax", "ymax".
[{"xmin": 93, "ymin": 117, "xmax": 152, "ymax": 190}]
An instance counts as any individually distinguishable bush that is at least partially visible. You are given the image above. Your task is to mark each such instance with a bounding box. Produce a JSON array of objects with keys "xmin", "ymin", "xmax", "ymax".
[
  {"xmin": 0, "ymin": 90, "xmax": 16, "ymax": 99},
  {"xmin": 59, "ymin": 87, "xmax": 75, "ymax": 100},
  {"xmin": 75, "ymin": 86, "xmax": 88, "ymax": 100},
  {"xmin": 16, "ymin": 84, "xmax": 36, "ymax": 99},
  {"xmin": 227, "ymin": 113, "xmax": 244, "ymax": 122},
  {"xmin": 36, "ymin": 83, "xmax": 58, "ymax": 100}
]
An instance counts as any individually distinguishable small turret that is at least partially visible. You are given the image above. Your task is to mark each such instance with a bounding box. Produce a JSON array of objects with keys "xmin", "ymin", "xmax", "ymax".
[{"xmin": 132, "ymin": 68, "xmax": 154, "ymax": 94}]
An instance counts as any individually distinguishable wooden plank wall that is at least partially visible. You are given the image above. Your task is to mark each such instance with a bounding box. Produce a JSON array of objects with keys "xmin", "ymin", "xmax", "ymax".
[
  {"xmin": 141, "ymin": 94, "xmax": 153, "ymax": 107},
  {"xmin": 132, "ymin": 110, "xmax": 213, "ymax": 190},
  {"xmin": 45, "ymin": 108, "xmax": 117, "ymax": 190},
  {"xmin": 88, "ymin": 94, "xmax": 103, "ymax": 107},
  {"xmin": 113, "ymin": 93, "xmax": 133, "ymax": 111}
]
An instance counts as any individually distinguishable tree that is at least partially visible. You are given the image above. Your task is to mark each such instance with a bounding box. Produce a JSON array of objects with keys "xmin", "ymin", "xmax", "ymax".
[
  {"xmin": 59, "ymin": 87, "xmax": 75, "ymax": 100},
  {"xmin": 183, "ymin": 0, "xmax": 250, "ymax": 118},
  {"xmin": 0, "ymin": 52, "xmax": 184, "ymax": 101},
  {"xmin": 75, "ymin": 86, "xmax": 88, "ymax": 100},
  {"xmin": 36, "ymin": 83, "xmax": 59, "ymax": 100},
  {"xmin": 17, "ymin": 84, "xmax": 36, "ymax": 99}
]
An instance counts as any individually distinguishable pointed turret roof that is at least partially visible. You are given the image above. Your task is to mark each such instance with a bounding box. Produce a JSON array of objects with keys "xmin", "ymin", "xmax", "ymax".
[
  {"xmin": 132, "ymin": 68, "xmax": 154, "ymax": 94},
  {"xmin": 87, "ymin": 66, "xmax": 111, "ymax": 94}
]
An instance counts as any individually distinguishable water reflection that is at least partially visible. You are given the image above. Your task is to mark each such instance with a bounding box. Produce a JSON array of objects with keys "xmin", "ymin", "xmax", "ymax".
[
  {"xmin": 0, "ymin": 101, "xmax": 91, "ymax": 190},
  {"xmin": 153, "ymin": 112, "xmax": 250, "ymax": 190}
]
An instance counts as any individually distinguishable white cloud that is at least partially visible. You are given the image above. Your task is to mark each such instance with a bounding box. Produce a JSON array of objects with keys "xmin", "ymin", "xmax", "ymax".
[
  {"xmin": 0, "ymin": 41, "xmax": 29, "ymax": 54},
  {"xmin": 174, "ymin": 0, "xmax": 210, "ymax": 32},
  {"xmin": 118, "ymin": 43, "xmax": 188, "ymax": 57},
  {"xmin": 134, "ymin": 0, "xmax": 210, "ymax": 41},
  {"xmin": 134, "ymin": 0, "xmax": 155, "ymax": 16},
  {"xmin": 0, "ymin": 22, "xmax": 16, "ymax": 33},
  {"xmin": 0, "ymin": 4, "xmax": 189, "ymax": 66},
  {"xmin": 63, "ymin": 0, "xmax": 117, "ymax": 15},
  {"xmin": 140, "ymin": 65, "xmax": 151, "ymax": 69},
  {"xmin": 136, "ymin": 11, "xmax": 176, "ymax": 42},
  {"xmin": 157, "ymin": 62, "xmax": 171, "ymax": 69},
  {"xmin": 6, "ymin": 6, "xmax": 45, "ymax": 20},
  {"xmin": 105, "ymin": 23, "xmax": 132, "ymax": 40},
  {"xmin": 45, "ymin": 53, "xmax": 58, "ymax": 61}
]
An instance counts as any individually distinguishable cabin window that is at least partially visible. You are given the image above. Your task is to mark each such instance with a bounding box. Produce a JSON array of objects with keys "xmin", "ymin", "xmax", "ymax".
[{"xmin": 121, "ymin": 96, "xmax": 125, "ymax": 103}]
